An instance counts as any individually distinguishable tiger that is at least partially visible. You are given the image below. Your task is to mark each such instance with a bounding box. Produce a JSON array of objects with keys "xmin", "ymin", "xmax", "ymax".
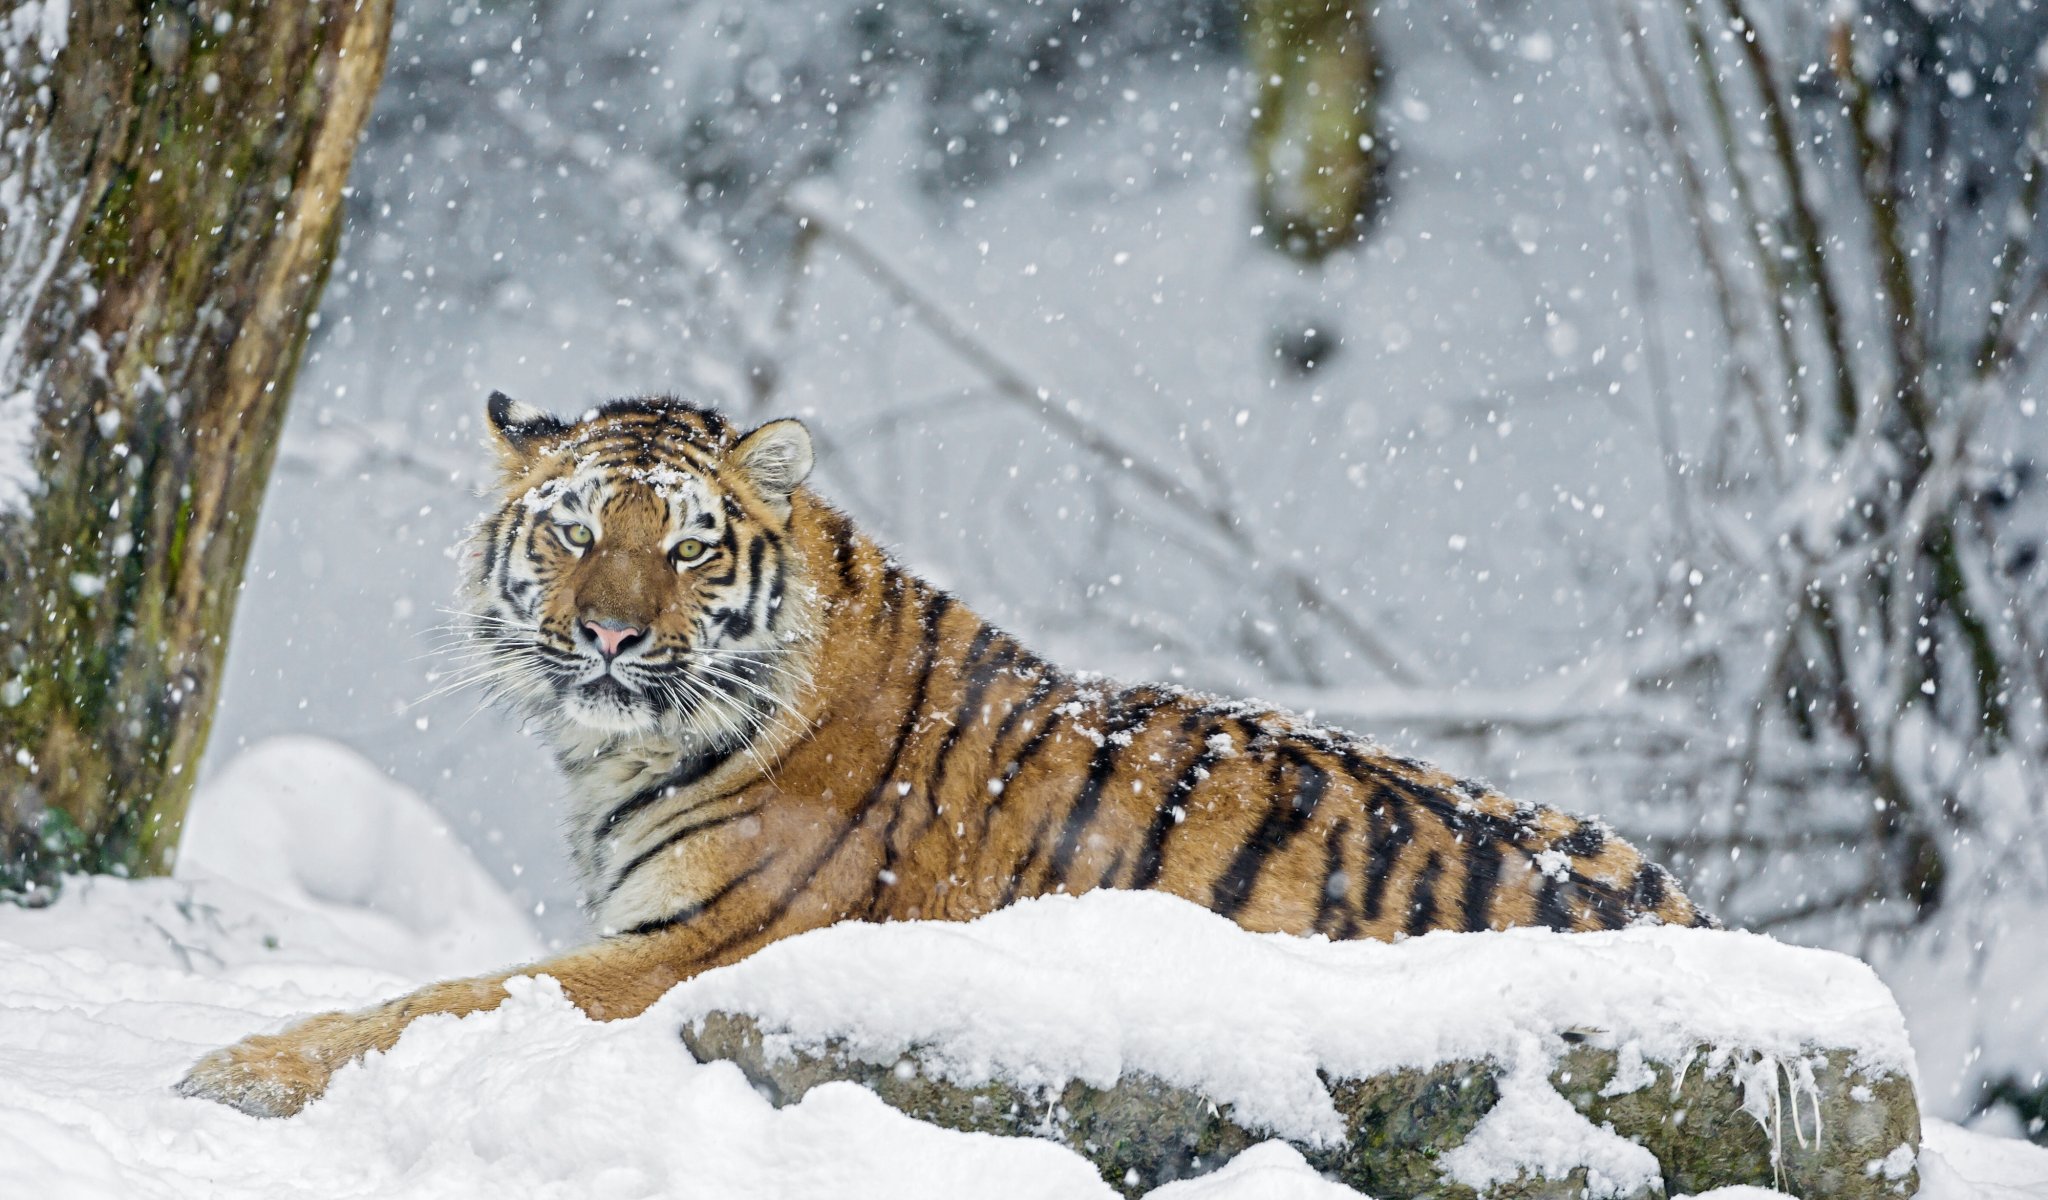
[{"xmin": 177, "ymin": 393, "xmax": 1713, "ymax": 1118}]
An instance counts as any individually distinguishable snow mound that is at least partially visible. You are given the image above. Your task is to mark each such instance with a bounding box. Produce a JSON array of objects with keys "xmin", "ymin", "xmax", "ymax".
[
  {"xmin": 176, "ymin": 735, "xmax": 540, "ymax": 975},
  {"xmin": 1917, "ymin": 1120, "xmax": 2048, "ymax": 1200},
  {"xmin": 1146, "ymin": 1143, "xmax": 1366, "ymax": 1199},
  {"xmin": 661, "ymin": 889, "xmax": 1916, "ymax": 1144},
  {"xmin": 0, "ymin": 740, "xmax": 1122, "ymax": 1199}
]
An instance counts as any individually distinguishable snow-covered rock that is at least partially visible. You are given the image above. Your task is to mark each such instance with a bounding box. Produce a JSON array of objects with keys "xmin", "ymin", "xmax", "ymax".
[{"xmin": 665, "ymin": 891, "xmax": 1919, "ymax": 1198}]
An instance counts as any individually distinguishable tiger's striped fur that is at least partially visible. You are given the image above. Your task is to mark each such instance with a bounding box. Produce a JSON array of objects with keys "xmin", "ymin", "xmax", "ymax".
[{"xmin": 176, "ymin": 395, "xmax": 1711, "ymax": 1118}]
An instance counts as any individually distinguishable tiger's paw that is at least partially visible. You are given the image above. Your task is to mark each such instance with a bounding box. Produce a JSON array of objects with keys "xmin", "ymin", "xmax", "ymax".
[{"xmin": 175, "ymin": 1017, "xmax": 353, "ymax": 1118}]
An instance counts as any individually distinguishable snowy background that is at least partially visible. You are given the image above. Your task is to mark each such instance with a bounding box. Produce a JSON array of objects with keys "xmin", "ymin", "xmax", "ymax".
[{"xmin": 188, "ymin": 0, "xmax": 2048, "ymax": 1144}]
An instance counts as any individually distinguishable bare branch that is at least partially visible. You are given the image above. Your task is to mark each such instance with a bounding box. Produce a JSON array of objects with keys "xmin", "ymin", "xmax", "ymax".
[{"xmin": 781, "ymin": 189, "xmax": 1431, "ymax": 687}]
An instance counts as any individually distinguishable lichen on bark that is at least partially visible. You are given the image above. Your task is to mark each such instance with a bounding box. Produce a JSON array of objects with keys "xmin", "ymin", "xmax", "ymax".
[{"xmin": 0, "ymin": 0, "xmax": 394, "ymax": 896}]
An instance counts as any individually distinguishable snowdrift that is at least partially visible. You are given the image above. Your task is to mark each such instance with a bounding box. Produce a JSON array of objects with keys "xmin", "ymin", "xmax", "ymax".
[{"xmin": 1, "ymin": 737, "xmax": 2043, "ymax": 1199}]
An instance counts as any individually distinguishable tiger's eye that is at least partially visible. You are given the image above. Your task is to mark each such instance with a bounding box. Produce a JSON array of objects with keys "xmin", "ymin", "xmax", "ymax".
[
  {"xmin": 559, "ymin": 523, "xmax": 593, "ymax": 548},
  {"xmin": 672, "ymin": 538, "xmax": 708, "ymax": 563}
]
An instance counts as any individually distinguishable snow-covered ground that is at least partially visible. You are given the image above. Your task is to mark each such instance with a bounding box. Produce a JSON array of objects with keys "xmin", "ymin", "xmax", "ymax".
[{"xmin": 4, "ymin": 738, "xmax": 2046, "ymax": 1198}]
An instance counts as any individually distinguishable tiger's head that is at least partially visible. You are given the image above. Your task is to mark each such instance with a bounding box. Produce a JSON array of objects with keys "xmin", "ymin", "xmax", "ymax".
[{"xmin": 459, "ymin": 393, "xmax": 817, "ymax": 750}]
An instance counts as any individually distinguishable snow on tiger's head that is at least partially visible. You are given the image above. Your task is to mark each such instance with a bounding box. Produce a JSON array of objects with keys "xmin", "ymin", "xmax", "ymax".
[{"xmin": 457, "ymin": 393, "xmax": 816, "ymax": 745}]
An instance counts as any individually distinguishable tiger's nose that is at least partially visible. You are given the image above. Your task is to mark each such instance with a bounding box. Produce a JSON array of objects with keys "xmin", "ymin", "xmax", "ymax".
[{"xmin": 581, "ymin": 619, "xmax": 644, "ymax": 660}]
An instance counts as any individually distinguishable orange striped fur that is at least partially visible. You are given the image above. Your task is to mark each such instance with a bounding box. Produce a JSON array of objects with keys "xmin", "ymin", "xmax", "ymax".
[{"xmin": 177, "ymin": 396, "xmax": 1710, "ymax": 1118}]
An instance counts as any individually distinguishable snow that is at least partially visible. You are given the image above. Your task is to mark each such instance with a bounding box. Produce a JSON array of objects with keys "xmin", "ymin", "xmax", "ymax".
[
  {"xmin": 0, "ymin": 385, "xmax": 37, "ymax": 517},
  {"xmin": 1145, "ymin": 1143, "xmax": 1365, "ymax": 1200},
  {"xmin": 14, "ymin": 0, "xmax": 67, "ymax": 61},
  {"xmin": 0, "ymin": 738, "xmax": 1112, "ymax": 1200},
  {"xmin": 1918, "ymin": 1121, "xmax": 2048, "ymax": 1200},
  {"xmin": 1874, "ymin": 858, "xmax": 2048, "ymax": 1127},
  {"xmin": 173, "ymin": 736, "xmax": 541, "ymax": 976},
  {"xmin": 664, "ymin": 892, "xmax": 1914, "ymax": 1146},
  {"xmin": 0, "ymin": 0, "xmax": 74, "ymax": 518},
  {"xmin": 2, "ymin": 737, "xmax": 2045, "ymax": 1199},
  {"xmin": 1440, "ymin": 1045, "xmax": 1662, "ymax": 1198}
]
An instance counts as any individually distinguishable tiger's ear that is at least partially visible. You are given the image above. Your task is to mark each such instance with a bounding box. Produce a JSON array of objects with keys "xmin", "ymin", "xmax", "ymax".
[
  {"xmin": 732, "ymin": 418, "xmax": 814, "ymax": 513},
  {"xmin": 485, "ymin": 390, "xmax": 568, "ymax": 468}
]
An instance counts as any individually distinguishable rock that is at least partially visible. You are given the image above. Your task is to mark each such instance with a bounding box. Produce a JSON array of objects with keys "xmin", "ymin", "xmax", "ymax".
[
  {"xmin": 1553, "ymin": 1042, "xmax": 1920, "ymax": 1199},
  {"xmin": 680, "ymin": 1012, "xmax": 1918, "ymax": 1199}
]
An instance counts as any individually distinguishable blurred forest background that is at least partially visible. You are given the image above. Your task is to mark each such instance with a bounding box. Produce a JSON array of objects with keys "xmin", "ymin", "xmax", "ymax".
[{"xmin": 197, "ymin": 0, "xmax": 2047, "ymax": 1138}]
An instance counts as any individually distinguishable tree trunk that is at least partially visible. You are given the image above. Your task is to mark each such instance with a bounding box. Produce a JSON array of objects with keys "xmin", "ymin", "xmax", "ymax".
[
  {"xmin": 0, "ymin": 0, "xmax": 394, "ymax": 895},
  {"xmin": 1246, "ymin": 0, "xmax": 1386, "ymax": 261}
]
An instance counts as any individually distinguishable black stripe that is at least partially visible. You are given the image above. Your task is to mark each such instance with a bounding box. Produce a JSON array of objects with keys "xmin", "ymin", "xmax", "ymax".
[
  {"xmin": 1048, "ymin": 693, "xmax": 1166, "ymax": 888},
  {"xmin": 873, "ymin": 566, "xmax": 907, "ymax": 628},
  {"xmin": 1211, "ymin": 750, "xmax": 1328, "ymax": 919},
  {"xmin": 764, "ymin": 539, "xmax": 788, "ymax": 630},
  {"xmin": 694, "ymin": 785, "xmax": 878, "ymax": 962},
  {"xmin": 1555, "ymin": 819, "xmax": 1608, "ymax": 858},
  {"xmin": 986, "ymin": 669, "xmax": 1062, "ymax": 762},
  {"xmin": 745, "ymin": 532, "xmax": 768, "ymax": 608},
  {"xmin": 718, "ymin": 535, "xmax": 769, "ymax": 639},
  {"xmin": 926, "ymin": 625, "xmax": 1011, "ymax": 795},
  {"xmin": 1128, "ymin": 715, "xmax": 1217, "ymax": 890},
  {"xmin": 1576, "ymin": 875, "xmax": 1629, "ymax": 930},
  {"xmin": 1506, "ymin": 800, "xmax": 1544, "ymax": 844},
  {"xmin": 683, "ymin": 655, "xmax": 944, "ymax": 962},
  {"xmin": 1314, "ymin": 818, "xmax": 1351, "ymax": 936},
  {"xmin": 702, "ymin": 551, "xmax": 740, "ymax": 588},
  {"xmin": 967, "ymin": 662, "xmax": 1069, "ymax": 849},
  {"xmin": 1099, "ymin": 848, "xmax": 1126, "ymax": 888},
  {"xmin": 991, "ymin": 710, "xmax": 1062, "ymax": 810},
  {"xmin": 623, "ymin": 855, "xmax": 775, "ymax": 936},
  {"xmin": 1332, "ymin": 748, "xmax": 1523, "ymax": 850},
  {"xmin": 1534, "ymin": 873, "xmax": 1572, "ymax": 930},
  {"xmin": 1459, "ymin": 837, "xmax": 1503, "ymax": 932},
  {"xmin": 604, "ymin": 804, "xmax": 763, "ymax": 902},
  {"xmin": 824, "ymin": 510, "xmax": 860, "ymax": 597},
  {"xmin": 521, "ymin": 529, "xmax": 550, "ymax": 572},
  {"xmin": 865, "ymin": 592, "xmax": 953, "ymax": 912},
  {"xmin": 1001, "ymin": 807, "xmax": 1059, "ymax": 906},
  {"xmin": 479, "ymin": 510, "xmax": 507, "ymax": 583},
  {"xmin": 1359, "ymin": 790, "xmax": 1413, "ymax": 922},
  {"xmin": 529, "ymin": 639, "xmax": 579, "ymax": 668},
  {"xmin": 1404, "ymin": 851, "xmax": 1445, "ymax": 937},
  {"xmin": 1286, "ymin": 751, "xmax": 1331, "ymax": 819},
  {"xmin": 598, "ymin": 750, "xmax": 733, "ymax": 837},
  {"xmin": 1630, "ymin": 862, "xmax": 1669, "ymax": 913},
  {"xmin": 493, "ymin": 517, "xmax": 524, "ymax": 596}
]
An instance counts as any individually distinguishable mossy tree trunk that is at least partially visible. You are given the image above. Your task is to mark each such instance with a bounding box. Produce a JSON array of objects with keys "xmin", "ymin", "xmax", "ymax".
[
  {"xmin": 0, "ymin": 0, "xmax": 393, "ymax": 895},
  {"xmin": 1246, "ymin": 0, "xmax": 1386, "ymax": 261}
]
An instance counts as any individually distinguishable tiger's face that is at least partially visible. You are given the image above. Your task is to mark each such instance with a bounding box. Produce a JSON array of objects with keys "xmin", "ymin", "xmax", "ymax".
[{"xmin": 460, "ymin": 394, "xmax": 816, "ymax": 746}]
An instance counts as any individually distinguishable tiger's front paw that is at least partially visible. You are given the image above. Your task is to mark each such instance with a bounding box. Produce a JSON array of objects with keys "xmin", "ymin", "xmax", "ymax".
[{"xmin": 175, "ymin": 1014, "xmax": 355, "ymax": 1118}]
